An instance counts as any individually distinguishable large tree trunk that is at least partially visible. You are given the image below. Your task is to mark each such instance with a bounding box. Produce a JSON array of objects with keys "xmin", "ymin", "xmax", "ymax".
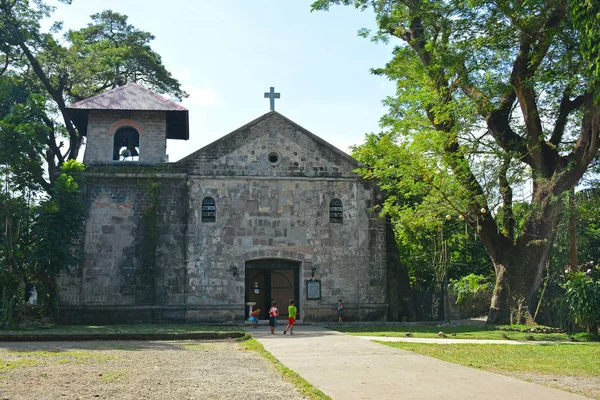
[
  {"xmin": 486, "ymin": 186, "xmax": 563, "ymax": 324},
  {"xmin": 487, "ymin": 243, "xmax": 553, "ymax": 324}
]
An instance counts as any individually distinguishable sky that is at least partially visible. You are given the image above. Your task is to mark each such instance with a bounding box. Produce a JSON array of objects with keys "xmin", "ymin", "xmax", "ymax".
[{"xmin": 47, "ymin": 0, "xmax": 397, "ymax": 161}]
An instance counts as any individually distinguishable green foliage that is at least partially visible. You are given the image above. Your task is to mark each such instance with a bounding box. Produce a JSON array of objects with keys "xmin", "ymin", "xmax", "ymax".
[
  {"xmin": 538, "ymin": 190, "xmax": 600, "ymax": 328},
  {"xmin": 0, "ymin": 84, "xmax": 49, "ymax": 327},
  {"xmin": 0, "ymin": 92, "xmax": 49, "ymax": 192},
  {"xmin": 0, "ymin": 1, "xmax": 182, "ymax": 323},
  {"xmin": 551, "ymin": 190, "xmax": 600, "ymax": 271},
  {"xmin": 314, "ymin": 0, "xmax": 600, "ymax": 321},
  {"xmin": 61, "ymin": 10, "xmax": 186, "ymax": 101},
  {"xmin": 568, "ymin": 0, "xmax": 600, "ymax": 100},
  {"xmin": 0, "ymin": 155, "xmax": 85, "ymax": 324},
  {"xmin": 32, "ymin": 161, "xmax": 85, "ymax": 313},
  {"xmin": 352, "ymin": 137, "xmax": 492, "ymax": 291},
  {"xmin": 561, "ymin": 271, "xmax": 600, "ymax": 333},
  {"xmin": 449, "ymin": 274, "xmax": 490, "ymax": 306},
  {"xmin": 1, "ymin": 1, "xmax": 186, "ymax": 172}
]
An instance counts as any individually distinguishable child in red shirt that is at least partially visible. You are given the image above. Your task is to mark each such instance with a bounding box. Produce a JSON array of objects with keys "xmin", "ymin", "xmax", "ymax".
[
  {"xmin": 268, "ymin": 302, "xmax": 279, "ymax": 334},
  {"xmin": 249, "ymin": 308, "xmax": 261, "ymax": 328}
]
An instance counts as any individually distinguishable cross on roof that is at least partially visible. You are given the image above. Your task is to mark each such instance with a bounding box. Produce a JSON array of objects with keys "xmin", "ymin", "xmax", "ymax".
[{"xmin": 264, "ymin": 87, "xmax": 280, "ymax": 111}]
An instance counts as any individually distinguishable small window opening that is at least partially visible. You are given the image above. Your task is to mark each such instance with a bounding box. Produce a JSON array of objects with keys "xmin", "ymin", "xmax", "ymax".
[
  {"xmin": 201, "ymin": 197, "xmax": 216, "ymax": 222},
  {"xmin": 113, "ymin": 127, "xmax": 140, "ymax": 161},
  {"xmin": 329, "ymin": 198, "xmax": 343, "ymax": 223},
  {"xmin": 267, "ymin": 151, "xmax": 281, "ymax": 166}
]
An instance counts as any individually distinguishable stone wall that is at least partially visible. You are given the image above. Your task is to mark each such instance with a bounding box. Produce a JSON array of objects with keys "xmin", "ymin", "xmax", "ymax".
[
  {"xmin": 181, "ymin": 113, "xmax": 359, "ymax": 179},
  {"xmin": 61, "ymin": 110, "xmax": 408, "ymax": 324},
  {"xmin": 83, "ymin": 110, "xmax": 167, "ymax": 164},
  {"xmin": 60, "ymin": 170, "xmax": 390, "ymax": 324},
  {"xmin": 184, "ymin": 175, "xmax": 388, "ymax": 323},
  {"xmin": 178, "ymin": 112, "xmax": 389, "ymax": 322},
  {"xmin": 58, "ymin": 166, "xmax": 188, "ymax": 324}
]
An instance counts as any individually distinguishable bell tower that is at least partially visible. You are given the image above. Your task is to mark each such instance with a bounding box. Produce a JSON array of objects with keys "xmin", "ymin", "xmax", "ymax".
[{"xmin": 66, "ymin": 83, "xmax": 189, "ymax": 164}]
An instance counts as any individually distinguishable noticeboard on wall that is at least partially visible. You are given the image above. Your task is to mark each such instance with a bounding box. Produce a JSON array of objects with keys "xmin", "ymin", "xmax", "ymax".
[{"xmin": 306, "ymin": 280, "xmax": 321, "ymax": 300}]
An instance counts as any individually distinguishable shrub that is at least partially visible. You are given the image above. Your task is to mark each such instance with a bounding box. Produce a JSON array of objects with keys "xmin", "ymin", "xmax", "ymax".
[
  {"xmin": 562, "ymin": 271, "xmax": 600, "ymax": 333},
  {"xmin": 449, "ymin": 274, "xmax": 490, "ymax": 306}
]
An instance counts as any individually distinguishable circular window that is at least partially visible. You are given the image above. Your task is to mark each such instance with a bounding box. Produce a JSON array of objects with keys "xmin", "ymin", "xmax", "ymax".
[{"xmin": 267, "ymin": 151, "xmax": 281, "ymax": 166}]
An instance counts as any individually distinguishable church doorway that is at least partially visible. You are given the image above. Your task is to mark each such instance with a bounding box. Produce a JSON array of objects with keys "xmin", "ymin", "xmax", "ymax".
[{"xmin": 245, "ymin": 259, "xmax": 299, "ymax": 319}]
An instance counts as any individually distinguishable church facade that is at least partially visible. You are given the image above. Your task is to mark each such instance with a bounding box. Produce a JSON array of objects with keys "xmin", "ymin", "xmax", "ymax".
[{"xmin": 58, "ymin": 84, "xmax": 410, "ymax": 324}]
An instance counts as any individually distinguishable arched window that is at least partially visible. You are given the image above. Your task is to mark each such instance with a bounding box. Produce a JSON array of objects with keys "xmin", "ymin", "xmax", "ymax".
[
  {"xmin": 201, "ymin": 197, "xmax": 216, "ymax": 222},
  {"xmin": 329, "ymin": 198, "xmax": 343, "ymax": 224},
  {"xmin": 113, "ymin": 127, "xmax": 140, "ymax": 161}
]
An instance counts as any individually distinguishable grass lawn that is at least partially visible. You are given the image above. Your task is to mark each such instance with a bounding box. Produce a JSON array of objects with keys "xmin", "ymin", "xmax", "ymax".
[
  {"xmin": 382, "ymin": 342, "xmax": 600, "ymax": 376},
  {"xmin": 380, "ymin": 341, "xmax": 600, "ymax": 398},
  {"xmin": 335, "ymin": 324, "xmax": 599, "ymax": 342},
  {"xmin": 0, "ymin": 324, "xmax": 242, "ymax": 335}
]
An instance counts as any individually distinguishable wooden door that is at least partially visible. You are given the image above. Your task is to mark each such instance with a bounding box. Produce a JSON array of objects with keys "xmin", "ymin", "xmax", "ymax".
[{"xmin": 245, "ymin": 260, "xmax": 298, "ymax": 318}]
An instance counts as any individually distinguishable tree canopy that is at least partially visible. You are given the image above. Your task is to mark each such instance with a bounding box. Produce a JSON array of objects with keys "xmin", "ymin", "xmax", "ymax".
[
  {"xmin": 1, "ymin": 0, "xmax": 186, "ymax": 181},
  {"xmin": 0, "ymin": 0, "xmax": 185, "ymax": 323},
  {"xmin": 313, "ymin": 0, "xmax": 600, "ymax": 323}
]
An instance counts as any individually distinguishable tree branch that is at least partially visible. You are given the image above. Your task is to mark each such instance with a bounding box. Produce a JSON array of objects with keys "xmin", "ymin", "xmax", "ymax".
[
  {"xmin": 395, "ymin": 17, "xmax": 431, "ymax": 67},
  {"xmin": 19, "ymin": 42, "xmax": 81, "ymax": 162},
  {"xmin": 0, "ymin": 51, "xmax": 8, "ymax": 76},
  {"xmin": 41, "ymin": 114, "xmax": 65, "ymax": 165},
  {"xmin": 555, "ymin": 94, "xmax": 600, "ymax": 193},
  {"xmin": 461, "ymin": 82, "xmax": 532, "ymax": 165},
  {"xmin": 498, "ymin": 155, "xmax": 515, "ymax": 240},
  {"xmin": 512, "ymin": 38, "xmax": 546, "ymax": 158},
  {"xmin": 388, "ymin": 11, "xmax": 511, "ymax": 253},
  {"xmin": 18, "ymin": 43, "xmax": 58, "ymax": 99},
  {"xmin": 509, "ymin": 5, "xmax": 565, "ymax": 175},
  {"xmin": 550, "ymin": 92, "xmax": 584, "ymax": 146}
]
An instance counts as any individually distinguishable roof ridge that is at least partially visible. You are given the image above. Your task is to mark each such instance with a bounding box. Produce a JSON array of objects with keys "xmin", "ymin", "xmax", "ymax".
[
  {"xmin": 66, "ymin": 82, "xmax": 186, "ymax": 111},
  {"xmin": 68, "ymin": 84, "xmax": 128, "ymax": 108},
  {"xmin": 127, "ymin": 83, "xmax": 187, "ymax": 111}
]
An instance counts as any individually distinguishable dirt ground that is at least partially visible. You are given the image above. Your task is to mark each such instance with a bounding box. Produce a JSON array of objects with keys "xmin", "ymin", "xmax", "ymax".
[
  {"xmin": 0, "ymin": 340, "xmax": 307, "ymax": 400},
  {"xmin": 509, "ymin": 372, "xmax": 600, "ymax": 400}
]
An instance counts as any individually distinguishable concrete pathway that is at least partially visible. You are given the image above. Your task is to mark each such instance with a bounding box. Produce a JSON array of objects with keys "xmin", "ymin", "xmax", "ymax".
[
  {"xmin": 355, "ymin": 336, "xmax": 579, "ymax": 345},
  {"xmin": 247, "ymin": 325, "xmax": 589, "ymax": 400}
]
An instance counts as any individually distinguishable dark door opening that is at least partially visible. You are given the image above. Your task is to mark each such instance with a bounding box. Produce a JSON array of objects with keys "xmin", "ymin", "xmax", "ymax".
[{"xmin": 245, "ymin": 259, "xmax": 299, "ymax": 319}]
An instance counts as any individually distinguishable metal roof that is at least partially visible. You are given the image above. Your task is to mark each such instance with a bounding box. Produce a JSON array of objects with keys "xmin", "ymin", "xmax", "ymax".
[
  {"xmin": 66, "ymin": 83, "xmax": 189, "ymax": 140},
  {"xmin": 67, "ymin": 83, "xmax": 187, "ymax": 111}
]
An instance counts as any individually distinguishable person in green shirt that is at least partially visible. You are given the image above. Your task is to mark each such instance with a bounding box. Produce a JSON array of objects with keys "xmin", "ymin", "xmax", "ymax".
[{"xmin": 283, "ymin": 299, "xmax": 297, "ymax": 335}]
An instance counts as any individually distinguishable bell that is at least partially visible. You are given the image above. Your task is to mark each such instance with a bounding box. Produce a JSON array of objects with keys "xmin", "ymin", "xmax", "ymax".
[
  {"xmin": 126, "ymin": 135, "xmax": 139, "ymax": 156},
  {"xmin": 127, "ymin": 143, "xmax": 139, "ymax": 157}
]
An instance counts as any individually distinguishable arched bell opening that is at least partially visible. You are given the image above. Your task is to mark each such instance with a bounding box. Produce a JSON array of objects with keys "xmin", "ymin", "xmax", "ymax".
[{"xmin": 113, "ymin": 127, "xmax": 140, "ymax": 161}]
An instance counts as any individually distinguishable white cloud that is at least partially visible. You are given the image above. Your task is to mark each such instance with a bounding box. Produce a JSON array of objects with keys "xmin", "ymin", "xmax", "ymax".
[
  {"xmin": 182, "ymin": 86, "xmax": 224, "ymax": 107},
  {"xmin": 174, "ymin": 67, "xmax": 223, "ymax": 107}
]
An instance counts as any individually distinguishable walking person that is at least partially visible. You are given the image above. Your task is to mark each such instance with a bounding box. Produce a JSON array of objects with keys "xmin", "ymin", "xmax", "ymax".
[
  {"xmin": 283, "ymin": 299, "xmax": 297, "ymax": 335},
  {"xmin": 337, "ymin": 299, "xmax": 343, "ymax": 323},
  {"xmin": 269, "ymin": 302, "xmax": 279, "ymax": 334}
]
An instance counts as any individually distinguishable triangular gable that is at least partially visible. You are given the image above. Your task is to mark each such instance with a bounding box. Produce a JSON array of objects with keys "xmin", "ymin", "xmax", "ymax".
[{"xmin": 179, "ymin": 112, "xmax": 362, "ymax": 178}]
